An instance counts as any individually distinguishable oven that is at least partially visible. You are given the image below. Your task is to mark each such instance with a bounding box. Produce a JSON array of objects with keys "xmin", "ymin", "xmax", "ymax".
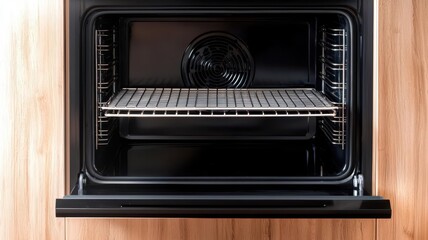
[{"xmin": 56, "ymin": 0, "xmax": 391, "ymax": 218}]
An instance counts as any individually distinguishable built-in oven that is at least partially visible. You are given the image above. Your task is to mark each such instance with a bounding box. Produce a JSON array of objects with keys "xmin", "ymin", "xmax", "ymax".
[{"xmin": 56, "ymin": 0, "xmax": 391, "ymax": 218}]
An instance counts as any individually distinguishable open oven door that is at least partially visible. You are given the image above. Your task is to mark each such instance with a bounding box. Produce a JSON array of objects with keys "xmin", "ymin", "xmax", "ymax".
[
  {"xmin": 56, "ymin": 178, "xmax": 391, "ymax": 218},
  {"xmin": 57, "ymin": 196, "xmax": 390, "ymax": 218}
]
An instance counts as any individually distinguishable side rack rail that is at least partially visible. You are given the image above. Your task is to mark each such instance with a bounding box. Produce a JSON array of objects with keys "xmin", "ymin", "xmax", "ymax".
[
  {"xmin": 319, "ymin": 27, "xmax": 347, "ymax": 149},
  {"xmin": 95, "ymin": 28, "xmax": 118, "ymax": 148}
]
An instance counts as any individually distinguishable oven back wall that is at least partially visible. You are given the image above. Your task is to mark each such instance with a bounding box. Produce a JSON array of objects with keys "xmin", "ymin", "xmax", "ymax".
[{"xmin": 127, "ymin": 20, "xmax": 312, "ymax": 87}]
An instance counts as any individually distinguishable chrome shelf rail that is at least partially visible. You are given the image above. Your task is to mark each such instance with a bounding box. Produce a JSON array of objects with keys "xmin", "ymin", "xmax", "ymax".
[
  {"xmin": 95, "ymin": 28, "xmax": 118, "ymax": 148},
  {"xmin": 320, "ymin": 27, "xmax": 347, "ymax": 148}
]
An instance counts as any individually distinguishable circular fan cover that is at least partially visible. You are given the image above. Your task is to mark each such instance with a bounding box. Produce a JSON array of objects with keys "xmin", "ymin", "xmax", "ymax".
[{"xmin": 182, "ymin": 32, "xmax": 254, "ymax": 88}]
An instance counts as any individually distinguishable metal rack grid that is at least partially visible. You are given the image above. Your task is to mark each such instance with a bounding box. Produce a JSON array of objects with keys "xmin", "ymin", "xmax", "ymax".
[
  {"xmin": 101, "ymin": 88, "xmax": 338, "ymax": 117},
  {"xmin": 319, "ymin": 27, "xmax": 347, "ymax": 148},
  {"xmin": 95, "ymin": 28, "xmax": 118, "ymax": 147}
]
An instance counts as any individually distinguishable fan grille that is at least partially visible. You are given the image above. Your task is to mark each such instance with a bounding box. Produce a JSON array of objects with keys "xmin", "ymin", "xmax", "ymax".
[{"xmin": 182, "ymin": 32, "xmax": 254, "ymax": 88}]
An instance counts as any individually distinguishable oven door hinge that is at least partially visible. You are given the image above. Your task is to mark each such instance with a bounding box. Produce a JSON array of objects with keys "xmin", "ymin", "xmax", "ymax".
[
  {"xmin": 353, "ymin": 174, "xmax": 364, "ymax": 196},
  {"xmin": 77, "ymin": 172, "xmax": 87, "ymax": 195}
]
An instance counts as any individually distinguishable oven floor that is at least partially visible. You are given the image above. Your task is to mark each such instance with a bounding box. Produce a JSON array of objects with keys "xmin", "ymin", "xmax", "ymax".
[{"xmin": 97, "ymin": 141, "xmax": 324, "ymax": 178}]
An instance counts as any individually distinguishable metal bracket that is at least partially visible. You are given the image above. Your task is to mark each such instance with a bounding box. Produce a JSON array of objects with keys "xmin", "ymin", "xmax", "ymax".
[
  {"xmin": 77, "ymin": 172, "xmax": 86, "ymax": 195},
  {"xmin": 353, "ymin": 174, "xmax": 364, "ymax": 196}
]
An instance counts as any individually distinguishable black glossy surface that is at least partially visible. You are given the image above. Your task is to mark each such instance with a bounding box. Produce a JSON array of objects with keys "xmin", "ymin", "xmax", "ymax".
[
  {"xmin": 87, "ymin": 11, "xmax": 353, "ymax": 183},
  {"xmin": 90, "ymin": 12, "xmax": 352, "ymax": 182},
  {"xmin": 181, "ymin": 32, "xmax": 255, "ymax": 88},
  {"xmin": 104, "ymin": 141, "xmax": 318, "ymax": 177},
  {"xmin": 81, "ymin": 0, "xmax": 359, "ymax": 9},
  {"xmin": 93, "ymin": 139, "xmax": 351, "ymax": 180},
  {"xmin": 120, "ymin": 117, "xmax": 315, "ymax": 140},
  {"xmin": 56, "ymin": 195, "xmax": 391, "ymax": 218},
  {"xmin": 128, "ymin": 17, "xmax": 314, "ymax": 88}
]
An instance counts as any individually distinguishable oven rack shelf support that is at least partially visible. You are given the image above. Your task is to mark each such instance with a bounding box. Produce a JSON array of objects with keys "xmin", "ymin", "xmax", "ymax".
[
  {"xmin": 319, "ymin": 27, "xmax": 347, "ymax": 149},
  {"xmin": 95, "ymin": 28, "xmax": 119, "ymax": 148}
]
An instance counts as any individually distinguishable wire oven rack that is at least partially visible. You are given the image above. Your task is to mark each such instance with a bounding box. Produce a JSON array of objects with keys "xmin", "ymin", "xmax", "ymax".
[{"xmin": 101, "ymin": 88, "xmax": 338, "ymax": 117}]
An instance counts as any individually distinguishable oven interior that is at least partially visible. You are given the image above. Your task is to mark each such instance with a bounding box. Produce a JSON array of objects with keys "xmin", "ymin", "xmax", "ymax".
[{"xmin": 88, "ymin": 12, "xmax": 353, "ymax": 183}]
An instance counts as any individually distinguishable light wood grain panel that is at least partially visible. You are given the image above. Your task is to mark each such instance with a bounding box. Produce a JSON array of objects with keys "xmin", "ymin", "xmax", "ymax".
[
  {"xmin": 377, "ymin": 0, "xmax": 428, "ymax": 239},
  {"xmin": 67, "ymin": 219, "xmax": 234, "ymax": 240},
  {"xmin": 67, "ymin": 219, "xmax": 375, "ymax": 240},
  {"xmin": 270, "ymin": 219, "xmax": 375, "ymax": 240},
  {"xmin": 0, "ymin": 0, "xmax": 65, "ymax": 239}
]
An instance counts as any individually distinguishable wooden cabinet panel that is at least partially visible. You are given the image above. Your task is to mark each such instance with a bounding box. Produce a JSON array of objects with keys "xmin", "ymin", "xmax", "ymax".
[
  {"xmin": 0, "ymin": 0, "xmax": 65, "ymax": 239},
  {"xmin": 66, "ymin": 219, "xmax": 375, "ymax": 240},
  {"xmin": 377, "ymin": 0, "xmax": 428, "ymax": 239}
]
